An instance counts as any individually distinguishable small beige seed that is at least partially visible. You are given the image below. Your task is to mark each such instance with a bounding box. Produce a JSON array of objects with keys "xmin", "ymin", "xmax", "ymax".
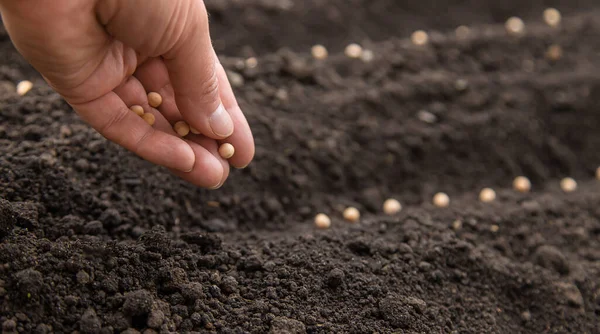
[
  {"xmin": 190, "ymin": 126, "xmax": 201, "ymax": 135},
  {"xmin": 360, "ymin": 49, "xmax": 374, "ymax": 62},
  {"xmin": 311, "ymin": 44, "xmax": 328, "ymax": 60},
  {"xmin": 433, "ymin": 192, "xmax": 450, "ymax": 208},
  {"xmin": 343, "ymin": 207, "xmax": 360, "ymax": 223},
  {"xmin": 148, "ymin": 92, "xmax": 163, "ymax": 108},
  {"xmin": 344, "ymin": 43, "xmax": 363, "ymax": 58},
  {"xmin": 411, "ymin": 30, "xmax": 429, "ymax": 46},
  {"xmin": 141, "ymin": 113, "xmax": 155, "ymax": 126},
  {"xmin": 596, "ymin": 167, "xmax": 600, "ymax": 180},
  {"xmin": 382, "ymin": 198, "xmax": 402, "ymax": 215},
  {"xmin": 452, "ymin": 220, "xmax": 462, "ymax": 231},
  {"xmin": 545, "ymin": 44, "xmax": 563, "ymax": 61},
  {"xmin": 490, "ymin": 224, "xmax": 500, "ymax": 233},
  {"xmin": 479, "ymin": 188, "xmax": 496, "ymax": 203},
  {"xmin": 226, "ymin": 70, "xmax": 244, "ymax": 88},
  {"xmin": 543, "ymin": 8, "xmax": 561, "ymax": 27},
  {"xmin": 218, "ymin": 143, "xmax": 235, "ymax": 159},
  {"xmin": 245, "ymin": 57, "xmax": 258, "ymax": 69},
  {"xmin": 16, "ymin": 80, "xmax": 33, "ymax": 96},
  {"xmin": 314, "ymin": 213, "xmax": 331, "ymax": 229},
  {"xmin": 560, "ymin": 177, "xmax": 577, "ymax": 192},
  {"xmin": 505, "ymin": 17, "xmax": 525, "ymax": 35},
  {"xmin": 130, "ymin": 105, "xmax": 144, "ymax": 116},
  {"xmin": 455, "ymin": 25, "xmax": 471, "ymax": 39},
  {"xmin": 173, "ymin": 121, "xmax": 190, "ymax": 137},
  {"xmin": 513, "ymin": 176, "xmax": 531, "ymax": 193}
]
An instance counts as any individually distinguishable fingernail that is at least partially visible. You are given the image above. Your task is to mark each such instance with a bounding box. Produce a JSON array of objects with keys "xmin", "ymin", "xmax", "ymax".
[
  {"xmin": 209, "ymin": 103, "xmax": 234, "ymax": 137},
  {"xmin": 209, "ymin": 180, "xmax": 224, "ymax": 190},
  {"xmin": 179, "ymin": 144, "xmax": 195, "ymax": 173}
]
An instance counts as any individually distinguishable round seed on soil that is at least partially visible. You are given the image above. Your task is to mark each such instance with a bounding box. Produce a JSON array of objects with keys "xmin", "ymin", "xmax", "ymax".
[
  {"xmin": 173, "ymin": 121, "xmax": 190, "ymax": 137},
  {"xmin": 147, "ymin": 92, "xmax": 163, "ymax": 108},
  {"xmin": 452, "ymin": 220, "xmax": 462, "ymax": 230},
  {"xmin": 513, "ymin": 176, "xmax": 531, "ymax": 193},
  {"xmin": 343, "ymin": 207, "xmax": 360, "ymax": 223},
  {"xmin": 130, "ymin": 105, "xmax": 144, "ymax": 116},
  {"xmin": 16, "ymin": 80, "xmax": 33, "ymax": 96},
  {"xmin": 382, "ymin": 198, "xmax": 402, "ymax": 215},
  {"xmin": 560, "ymin": 177, "xmax": 577, "ymax": 192},
  {"xmin": 546, "ymin": 45, "xmax": 563, "ymax": 61},
  {"xmin": 218, "ymin": 143, "xmax": 235, "ymax": 159},
  {"xmin": 311, "ymin": 44, "xmax": 328, "ymax": 60},
  {"xmin": 455, "ymin": 25, "xmax": 471, "ymax": 39},
  {"xmin": 344, "ymin": 43, "xmax": 363, "ymax": 58},
  {"xmin": 190, "ymin": 126, "xmax": 201, "ymax": 135},
  {"xmin": 490, "ymin": 224, "xmax": 500, "ymax": 233},
  {"xmin": 314, "ymin": 213, "xmax": 331, "ymax": 229},
  {"xmin": 141, "ymin": 113, "xmax": 155, "ymax": 126},
  {"xmin": 505, "ymin": 17, "xmax": 525, "ymax": 35},
  {"xmin": 543, "ymin": 8, "xmax": 561, "ymax": 27},
  {"xmin": 245, "ymin": 57, "xmax": 258, "ymax": 69},
  {"xmin": 479, "ymin": 188, "xmax": 496, "ymax": 203},
  {"xmin": 596, "ymin": 167, "xmax": 600, "ymax": 180},
  {"xmin": 360, "ymin": 49, "xmax": 374, "ymax": 62},
  {"xmin": 411, "ymin": 30, "xmax": 429, "ymax": 46},
  {"xmin": 433, "ymin": 192, "xmax": 450, "ymax": 208}
]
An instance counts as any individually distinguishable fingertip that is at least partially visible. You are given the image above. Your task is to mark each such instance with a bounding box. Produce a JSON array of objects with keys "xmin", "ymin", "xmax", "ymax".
[
  {"xmin": 208, "ymin": 103, "xmax": 234, "ymax": 138},
  {"xmin": 178, "ymin": 143, "xmax": 196, "ymax": 173}
]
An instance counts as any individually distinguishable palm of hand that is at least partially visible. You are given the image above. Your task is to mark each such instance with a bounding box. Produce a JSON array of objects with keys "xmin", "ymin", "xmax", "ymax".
[{"xmin": 1, "ymin": 0, "xmax": 254, "ymax": 189}]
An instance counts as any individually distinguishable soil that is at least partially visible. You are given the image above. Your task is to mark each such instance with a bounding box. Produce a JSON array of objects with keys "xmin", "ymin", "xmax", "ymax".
[{"xmin": 1, "ymin": 1, "xmax": 600, "ymax": 334}]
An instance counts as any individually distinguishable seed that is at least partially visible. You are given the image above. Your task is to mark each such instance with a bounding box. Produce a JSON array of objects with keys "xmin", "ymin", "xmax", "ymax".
[
  {"xmin": 130, "ymin": 105, "xmax": 144, "ymax": 116},
  {"xmin": 560, "ymin": 177, "xmax": 577, "ymax": 192},
  {"xmin": 360, "ymin": 49, "xmax": 374, "ymax": 63},
  {"xmin": 141, "ymin": 113, "xmax": 155, "ymax": 126},
  {"xmin": 596, "ymin": 167, "xmax": 600, "ymax": 180},
  {"xmin": 382, "ymin": 198, "xmax": 402, "ymax": 215},
  {"xmin": 543, "ymin": 8, "xmax": 561, "ymax": 27},
  {"xmin": 190, "ymin": 126, "xmax": 201, "ymax": 135},
  {"xmin": 545, "ymin": 44, "xmax": 563, "ymax": 61},
  {"xmin": 343, "ymin": 207, "xmax": 360, "ymax": 223},
  {"xmin": 513, "ymin": 176, "xmax": 531, "ymax": 193},
  {"xmin": 173, "ymin": 121, "xmax": 190, "ymax": 137},
  {"xmin": 490, "ymin": 224, "xmax": 500, "ymax": 233},
  {"xmin": 314, "ymin": 213, "xmax": 331, "ymax": 229},
  {"xmin": 455, "ymin": 25, "xmax": 471, "ymax": 39},
  {"xmin": 226, "ymin": 70, "xmax": 244, "ymax": 88},
  {"xmin": 479, "ymin": 188, "xmax": 496, "ymax": 203},
  {"xmin": 147, "ymin": 92, "xmax": 163, "ymax": 108},
  {"xmin": 417, "ymin": 110, "xmax": 437, "ymax": 123},
  {"xmin": 245, "ymin": 57, "xmax": 258, "ymax": 69},
  {"xmin": 433, "ymin": 192, "xmax": 450, "ymax": 208},
  {"xmin": 454, "ymin": 79, "xmax": 469, "ymax": 91},
  {"xmin": 311, "ymin": 44, "xmax": 328, "ymax": 60},
  {"xmin": 16, "ymin": 80, "xmax": 33, "ymax": 96},
  {"xmin": 505, "ymin": 17, "xmax": 525, "ymax": 36},
  {"xmin": 218, "ymin": 143, "xmax": 235, "ymax": 159},
  {"xmin": 452, "ymin": 220, "xmax": 462, "ymax": 231},
  {"xmin": 344, "ymin": 43, "xmax": 363, "ymax": 58},
  {"xmin": 411, "ymin": 30, "xmax": 429, "ymax": 46}
]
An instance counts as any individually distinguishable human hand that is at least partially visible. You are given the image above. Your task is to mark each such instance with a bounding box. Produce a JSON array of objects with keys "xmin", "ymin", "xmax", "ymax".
[{"xmin": 0, "ymin": 0, "xmax": 255, "ymax": 188}]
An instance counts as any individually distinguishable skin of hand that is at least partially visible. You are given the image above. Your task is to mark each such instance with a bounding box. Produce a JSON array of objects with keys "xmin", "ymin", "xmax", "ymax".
[{"xmin": 0, "ymin": 0, "xmax": 255, "ymax": 189}]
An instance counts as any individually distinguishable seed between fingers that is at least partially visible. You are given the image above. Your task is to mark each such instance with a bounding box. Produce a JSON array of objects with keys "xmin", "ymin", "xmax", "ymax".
[
  {"xmin": 148, "ymin": 92, "xmax": 163, "ymax": 108},
  {"xmin": 219, "ymin": 143, "xmax": 235, "ymax": 159},
  {"xmin": 141, "ymin": 113, "xmax": 155, "ymax": 126},
  {"xmin": 173, "ymin": 121, "xmax": 190, "ymax": 137},
  {"xmin": 130, "ymin": 105, "xmax": 144, "ymax": 116}
]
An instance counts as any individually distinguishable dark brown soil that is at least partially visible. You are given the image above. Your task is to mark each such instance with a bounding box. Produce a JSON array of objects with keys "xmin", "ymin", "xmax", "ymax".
[{"xmin": 1, "ymin": 1, "xmax": 600, "ymax": 334}]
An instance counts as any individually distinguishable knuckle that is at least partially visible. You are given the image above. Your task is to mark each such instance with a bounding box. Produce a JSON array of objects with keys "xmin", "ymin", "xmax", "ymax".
[
  {"xmin": 100, "ymin": 107, "xmax": 129, "ymax": 138},
  {"xmin": 133, "ymin": 127, "xmax": 155, "ymax": 156}
]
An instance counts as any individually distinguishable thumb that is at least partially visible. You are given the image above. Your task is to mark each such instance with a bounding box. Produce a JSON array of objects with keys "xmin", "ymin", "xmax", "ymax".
[{"xmin": 96, "ymin": 0, "xmax": 233, "ymax": 139}]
